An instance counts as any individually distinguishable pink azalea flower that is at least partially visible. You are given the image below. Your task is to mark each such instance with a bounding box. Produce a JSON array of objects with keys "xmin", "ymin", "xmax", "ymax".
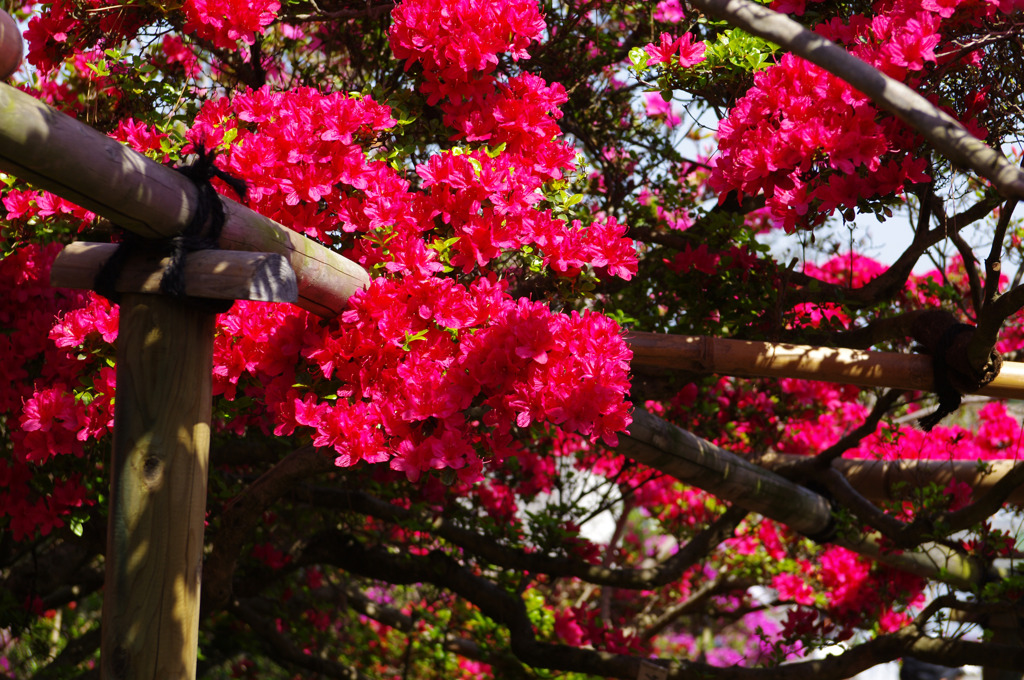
[
  {"xmin": 645, "ymin": 32, "xmax": 706, "ymax": 67},
  {"xmin": 644, "ymin": 91, "xmax": 682, "ymax": 127}
]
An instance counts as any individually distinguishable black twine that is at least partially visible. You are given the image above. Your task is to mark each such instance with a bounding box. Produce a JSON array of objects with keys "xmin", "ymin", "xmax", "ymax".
[
  {"xmin": 917, "ymin": 322, "xmax": 975, "ymax": 432},
  {"xmin": 94, "ymin": 147, "xmax": 247, "ymax": 312}
]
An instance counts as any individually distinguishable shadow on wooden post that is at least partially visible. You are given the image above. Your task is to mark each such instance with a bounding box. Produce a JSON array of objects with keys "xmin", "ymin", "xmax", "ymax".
[{"xmin": 101, "ymin": 295, "xmax": 214, "ymax": 680}]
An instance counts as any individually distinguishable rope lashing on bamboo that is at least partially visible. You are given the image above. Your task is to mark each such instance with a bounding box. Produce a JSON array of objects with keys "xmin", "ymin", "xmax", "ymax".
[
  {"xmin": 910, "ymin": 311, "xmax": 1003, "ymax": 430},
  {"xmin": 94, "ymin": 147, "xmax": 247, "ymax": 312}
]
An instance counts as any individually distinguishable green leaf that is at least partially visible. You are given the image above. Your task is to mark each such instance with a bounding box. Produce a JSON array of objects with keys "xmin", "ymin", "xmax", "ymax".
[
  {"xmin": 86, "ymin": 61, "xmax": 111, "ymax": 77},
  {"xmin": 628, "ymin": 46, "xmax": 649, "ymax": 69},
  {"xmin": 402, "ymin": 329, "xmax": 430, "ymax": 350}
]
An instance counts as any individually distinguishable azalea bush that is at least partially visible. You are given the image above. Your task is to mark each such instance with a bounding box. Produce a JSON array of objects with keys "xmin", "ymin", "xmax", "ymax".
[{"xmin": 2, "ymin": 0, "xmax": 1024, "ymax": 678}]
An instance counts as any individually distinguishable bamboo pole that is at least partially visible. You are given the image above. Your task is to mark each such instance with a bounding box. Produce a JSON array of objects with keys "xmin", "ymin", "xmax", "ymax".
[
  {"xmin": 760, "ymin": 454, "xmax": 1024, "ymax": 506},
  {"xmin": 620, "ymin": 408, "xmax": 834, "ymax": 536},
  {"xmin": 101, "ymin": 295, "xmax": 213, "ymax": 680},
  {"xmin": 621, "ymin": 409, "xmax": 991, "ymax": 590},
  {"xmin": 0, "ymin": 82, "xmax": 368, "ymax": 318},
  {"xmin": 628, "ymin": 331, "xmax": 1024, "ymax": 400},
  {"xmin": 50, "ymin": 242, "xmax": 298, "ymax": 303},
  {"xmin": 836, "ymin": 533, "xmax": 983, "ymax": 591},
  {"xmin": 0, "ymin": 9, "xmax": 20, "ymax": 80}
]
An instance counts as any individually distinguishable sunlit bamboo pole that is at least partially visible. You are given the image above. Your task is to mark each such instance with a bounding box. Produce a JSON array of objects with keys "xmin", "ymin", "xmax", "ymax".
[
  {"xmin": 51, "ymin": 242, "xmax": 298, "ymax": 303},
  {"xmin": 0, "ymin": 82, "xmax": 368, "ymax": 318},
  {"xmin": 628, "ymin": 331, "xmax": 1024, "ymax": 400},
  {"xmin": 760, "ymin": 455, "xmax": 1024, "ymax": 505}
]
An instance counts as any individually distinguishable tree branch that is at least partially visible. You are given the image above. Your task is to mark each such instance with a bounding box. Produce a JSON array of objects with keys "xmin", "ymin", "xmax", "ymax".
[
  {"xmin": 814, "ymin": 389, "xmax": 904, "ymax": 466},
  {"xmin": 230, "ymin": 599, "xmax": 368, "ymax": 680},
  {"xmin": 785, "ymin": 194, "xmax": 999, "ymax": 309},
  {"xmin": 289, "ymin": 484, "xmax": 747, "ymax": 589},
  {"xmin": 281, "ymin": 2, "xmax": 396, "ymax": 22},
  {"xmin": 1, "ymin": 529, "xmax": 104, "ymax": 625},
  {"xmin": 818, "ymin": 467, "xmax": 910, "ymax": 540},
  {"xmin": 982, "ymin": 196, "xmax": 1017, "ymax": 307},
  {"xmin": 33, "ymin": 627, "xmax": 101, "ymax": 680},
  {"xmin": 640, "ymin": 574, "xmax": 750, "ymax": 641},
  {"xmin": 950, "ymin": 229, "xmax": 983, "ymax": 317},
  {"xmin": 295, "ymin": 529, "xmax": 1024, "ymax": 679},
  {"xmin": 824, "ymin": 309, "xmax": 935, "ymax": 348},
  {"xmin": 298, "ymin": 529, "xmax": 645, "ymax": 678},
  {"xmin": 202, "ymin": 445, "xmax": 337, "ymax": 616},
  {"xmin": 970, "ymin": 281, "xmax": 1024, "ymax": 371},
  {"xmin": 942, "ymin": 462, "xmax": 1024, "ymax": 535}
]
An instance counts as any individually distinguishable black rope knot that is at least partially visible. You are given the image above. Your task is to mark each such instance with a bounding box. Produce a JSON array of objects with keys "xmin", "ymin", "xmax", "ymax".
[
  {"xmin": 95, "ymin": 146, "xmax": 247, "ymax": 311},
  {"xmin": 912, "ymin": 311, "xmax": 1003, "ymax": 431}
]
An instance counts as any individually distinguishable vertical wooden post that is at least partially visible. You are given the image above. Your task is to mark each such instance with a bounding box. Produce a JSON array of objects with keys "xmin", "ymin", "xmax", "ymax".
[{"xmin": 101, "ymin": 294, "xmax": 214, "ymax": 680}]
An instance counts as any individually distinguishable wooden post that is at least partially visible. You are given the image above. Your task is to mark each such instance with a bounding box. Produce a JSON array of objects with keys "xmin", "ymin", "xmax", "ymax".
[
  {"xmin": 2, "ymin": 9, "xmax": 325, "ymax": 675},
  {"xmin": 49, "ymin": 245, "xmax": 299, "ymax": 680},
  {"xmin": 101, "ymin": 294, "xmax": 214, "ymax": 680}
]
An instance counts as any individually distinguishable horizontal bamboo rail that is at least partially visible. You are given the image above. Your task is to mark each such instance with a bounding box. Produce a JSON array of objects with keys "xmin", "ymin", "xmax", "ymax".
[
  {"xmin": 761, "ymin": 454, "xmax": 1024, "ymax": 505},
  {"xmin": 51, "ymin": 242, "xmax": 298, "ymax": 303},
  {"xmin": 0, "ymin": 82, "xmax": 368, "ymax": 317},
  {"xmin": 622, "ymin": 408, "xmax": 991, "ymax": 590},
  {"xmin": 620, "ymin": 408, "xmax": 834, "ymax": 536},
  {"xmin": 628, "ymin": 331, "xmax": 1024, "ymax": 400}
]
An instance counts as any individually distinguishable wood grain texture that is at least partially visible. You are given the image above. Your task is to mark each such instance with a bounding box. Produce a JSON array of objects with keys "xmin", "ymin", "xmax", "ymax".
[
  {"xmin": 101, "ymin": 295, "xmax": 213, "ymax": 680},
  {"xmin": 51, "ymin": 242, "xmax": 298, "ymax": 303},
  {"xmin": 0, "ymin": 82, "xmax": 368, "ymax": 317}
]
